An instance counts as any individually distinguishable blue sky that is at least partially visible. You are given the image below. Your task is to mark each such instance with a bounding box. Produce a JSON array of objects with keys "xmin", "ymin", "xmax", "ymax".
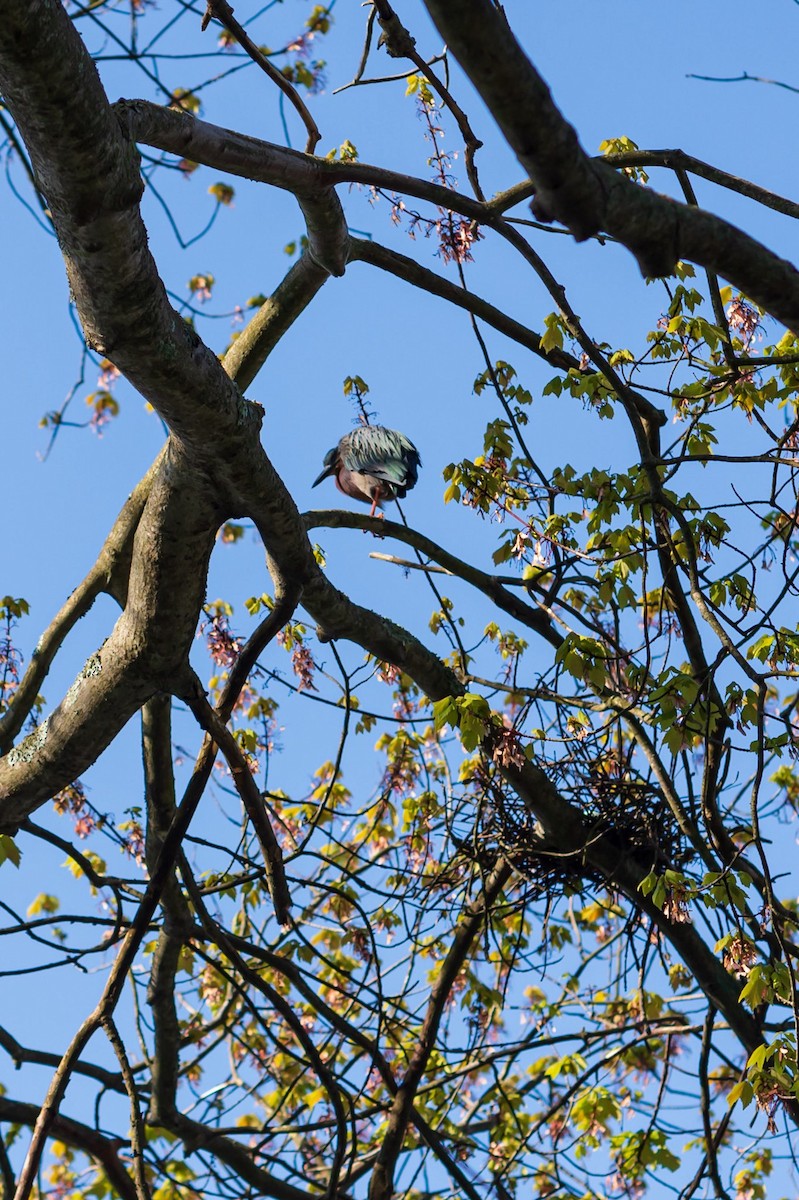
[{"xmin": 3, "ymin": 1, "xmax": 799, "ymax": 1186}]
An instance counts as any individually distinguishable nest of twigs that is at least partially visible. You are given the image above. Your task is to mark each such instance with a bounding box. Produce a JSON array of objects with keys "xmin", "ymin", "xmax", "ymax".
[{"xmin": 482, "ymin": 759, "xmax": 686, "ymax": 899}]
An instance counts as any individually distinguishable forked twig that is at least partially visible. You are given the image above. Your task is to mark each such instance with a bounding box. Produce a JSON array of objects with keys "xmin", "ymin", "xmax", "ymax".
[
  {"xmin": 372, "ymin": 0, "xmax": 484, "ymax": 199},
  {"xmin": 201, "ymin": 0, "xmax": 321, "ymax": 153}
]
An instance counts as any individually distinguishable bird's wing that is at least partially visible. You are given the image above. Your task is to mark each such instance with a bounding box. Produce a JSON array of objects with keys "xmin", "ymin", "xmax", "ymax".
[{"xmin": 341, "ymin": 427, "xmax": 421, "ymax": 488}]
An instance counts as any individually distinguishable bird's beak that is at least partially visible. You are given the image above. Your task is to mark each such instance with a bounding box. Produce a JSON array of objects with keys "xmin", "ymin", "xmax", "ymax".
[{"xmin": 312, "ymin": 464, "xmax": 334, "ymax": 488}]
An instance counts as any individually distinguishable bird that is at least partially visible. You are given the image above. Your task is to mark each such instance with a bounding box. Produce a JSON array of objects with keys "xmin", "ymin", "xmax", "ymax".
[{"xmin": 312, "ymin": 425, "xmax": 421, "ymax": 518}]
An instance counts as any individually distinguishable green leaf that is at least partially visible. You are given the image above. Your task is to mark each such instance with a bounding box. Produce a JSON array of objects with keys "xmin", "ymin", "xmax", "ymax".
[
  {"xmin": 727, "ymin": 1079, "xmax": 754, "ymax": 1109},
  {"xmin": 0, "ymin": 834, "xmax": 21, "ymax": 869},
  {"xmin": 432, "ymin": 697, "xmax": 459, "ymax": 732}
]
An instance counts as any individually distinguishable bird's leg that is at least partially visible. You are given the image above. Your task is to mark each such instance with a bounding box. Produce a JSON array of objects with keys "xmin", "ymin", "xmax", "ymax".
[{"xmin": 367, "ymin": 492, "xmax": 386, "ymax": 536}]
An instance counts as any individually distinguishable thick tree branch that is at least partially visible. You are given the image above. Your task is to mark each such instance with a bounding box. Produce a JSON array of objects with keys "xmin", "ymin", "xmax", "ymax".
[
  {"xmin": 222, "ymin": 252, "xmax": 330, "ymax": 390},
  {"xmin": 115, "ymin": 96, "xmax": 488, "ymax": 222},
  {"xmin": 1, "ymin": 8, "xmax": 320, "ymax": 825},
  {"xmin": 304, "ymin": 509, "xmax": 562, "ymax": 648},
  {"xmin": 118, "ymin": 88, "xmax": 799, "ymax": 336},
  {"xmin": 0, "ymin": 458, "xmax": 156, "ymax": 754},
  {"xmin": 422, "ymin": 0, "xmax": 799, "ymax": 331},
  {"xmin": 299, "ymin": 572, "xmax": 460, "ymax": 702},
  {"xmin": 0, "ymin": 448, "xmax": 219, "ymax": 829},
  {"xmin": 0, "ymin": 5, "xmax": 263, "ymax": 459},
  {"xmin": 141, "ymin": 693, "xmax": 192, "ymax": 1126},
  {"xmin": 115, "ymin": 100, "xmax": 345, "ymax": 275},
  {"xmin": 369, "ymin": 860, "xmax": 512, "ymax": 1200}
]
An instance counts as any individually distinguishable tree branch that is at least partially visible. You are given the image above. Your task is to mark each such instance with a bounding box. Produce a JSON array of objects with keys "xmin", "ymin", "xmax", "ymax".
[
  {"xmin": 200, "ymin": 0, "xmax": 321, "ymax": 154},
  {"xmin": 422, "ymin": 0, "xmax": 799, "ymax": 331},
  {"xmin": 185, "ymin": 684, "xmax": 291, "ymax": 928},
  {"xmin": 0, "ymin": 1024, "xmax": 126, "ymax": 1094},
  {"xmin": 0, "ymin": 1097, "xmax": 137, "ymax": 1200},
  {"xmin": 604, "ymin": 148, "xmax": 799, "ymax": 221},
  {"xmin": 11, "ymin": 691, "xmax": 234, "ymax": 1200},
  {"xmin": 222, "ymin": 252, "xmax": 330, "ymax": 391},
  {"xmin": 0, "ymin": 456, "xmax": 156, "ymax": 754},
  {"xmin": 369, "ymin": 861, "xmax": 512, "ymax": 1200},
  {"xmin": 348, "ymin": 236, "xmax": 575, "ymax": 371},
  {"xmin": 0, "ymin": 6, "xmax": 264, "ymax": 460},
  {"xmin": 372, "ymin": 0, "xmax": 484, "ymax": 199},
  {"xmin": 304, "ymin": 508, "xmax": 562, "ymax": 648},
  {"xmin": 114, "ymin": 99, "xmax": 345, "ymax": 275},
  {"xmin": 0, "ymin": 447, "xmax": 218, "ymax": 828},
  {"xmin": 102, "ymin": 1017, "xmax": 152, "ymax": 1200}
]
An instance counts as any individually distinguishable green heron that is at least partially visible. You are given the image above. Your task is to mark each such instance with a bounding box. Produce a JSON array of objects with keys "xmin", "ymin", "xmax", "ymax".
[{"xmin": 312, "ymin": 425, "xmax": 421, "ymax": 517}]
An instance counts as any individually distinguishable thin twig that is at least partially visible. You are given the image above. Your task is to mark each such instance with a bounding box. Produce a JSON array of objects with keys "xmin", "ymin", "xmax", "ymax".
[
  {"xmin": 688, "ymin": 69, "xmax": 799, "ymax": 97},
  {"xmin": 369, "ymin": 551, "xmax": 452, "ymax": 574},
  {"xmin": 333, "ymin": 5, "xmax": 376, "ymax": 92},
  {"xmin": 679, "ymin": 1005, "xmax": 734, "ymax": 1200},
  {"xmin": 201, "ymin": 0, "xmax": 321, "ymax": 152},
  {"xmin": 12, "ymin": 750, "xmax": 213, "ymax": 1200},
  {"xmin": 185, "ymin": 683, "xmax": 291, "ymax": 927},
  {"xmin": 0, "ymin": 1130, "xmax": 16, "ymax": 1200},
  {"xmin": 179, "ymin": 870, "xmax": 347, "ymax": 1196},
  {"xmin": 0, "ymin": 108, "xmax": 50, "ymax": 220},
  {"xmin": 372, "ymin": 0, "xmax": 484, "ymax": 199},
  {"xmin": 333, "ymin": 55, "xmax": 446, "ymax": 94},
  {"xmin": 101, "ymin": 1017, "xmax": 152, "ymax": 1200}
]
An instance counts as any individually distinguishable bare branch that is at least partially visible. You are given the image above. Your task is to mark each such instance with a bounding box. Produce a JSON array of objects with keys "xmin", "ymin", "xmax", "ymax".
[
  {"xmin": 604, "ymin": 147, "xmax": 799, "ymax": 222},
  {"xmin": 0, "ymin": 449, "xmax": 218, "ymax": 828},
  {"xmin": 12, "ymin": 700, "xmax": 235, "ymax": 1200},
  {"xmin": 101, "ymin": 1018, "xmax": 152, "ymax": 1200},
  {"xmin": 115, "ymin": 98, "xmax": 346, "ymax": 275},
  {"xmin": 0, "ymin": 455, "xmax": 158, "ymax": 754},
  {"xmin": 185, "ymin": 684, "xmax": 291, "ymax": 928},
  {"xmin": 201, "ymin": 0, "xmax": 321, "ymax": 154},
  {"xmin": 372, "ymin": 0, "xmax": 485, "ymax": 199},
  {"xmin": 304, "ymin": 508, "xmax": 561, "ymax": 647},
  {"xmin": 0, "ymin": 1024, "xmax": 125, "ymax": 1094},
  {"xmin": 0, "ymin": 1097, "xmax": 137, "ymax": 1200},
  {"xmin": 369, "ymin": 861, "xmax": 511, "ymax": 1200},
  {"xmin": 221, "ymin": 252, "xmax": 330, "ymax": 391}
]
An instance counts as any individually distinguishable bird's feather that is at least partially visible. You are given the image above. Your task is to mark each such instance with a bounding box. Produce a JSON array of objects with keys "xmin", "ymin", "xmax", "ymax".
[
  {"xmin": 339, "ymin": 427, "xmax": 421, "ymax": 493},
  {"xmin": 312, "ymin": 425, "xmax": 421, "ymax": 508}
]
